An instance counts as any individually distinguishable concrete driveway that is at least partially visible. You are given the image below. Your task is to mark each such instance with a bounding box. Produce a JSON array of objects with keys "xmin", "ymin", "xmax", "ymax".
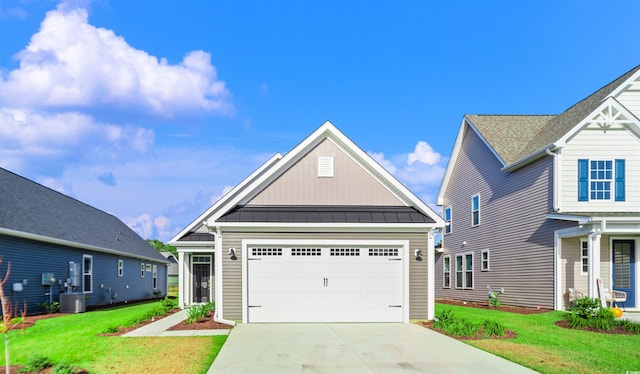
[{"xmin": 208, "ymin": 323, "xmax": 537, "ymax": 373}]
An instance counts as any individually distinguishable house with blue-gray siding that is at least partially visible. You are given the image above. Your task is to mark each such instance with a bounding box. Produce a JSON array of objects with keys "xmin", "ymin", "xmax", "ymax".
[
  {"xmin": 436, "ymin": 64, "xmax": 640, "ymax": 311},
  {"xmin": 0, "ymin": 167, "xmax": 169, "ymax": 315}
]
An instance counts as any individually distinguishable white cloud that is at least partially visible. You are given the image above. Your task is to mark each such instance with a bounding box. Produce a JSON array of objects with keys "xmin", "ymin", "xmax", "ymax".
[
  {"xmin": 211, "ymin": 185, "xmax": 234, "ymax": 205},
  {"xmin": 124, "ymin": 213, "xmax": 154, "ymax": 240},
  {"xmin": 0, "ymin": 3, "xmax": 233, "ymax": 118},
  {"xmin": 407, "ymin": 141, "xmax": 442, "ymax": 166},
  {"xmin": 369, "ymin": 140, "xmax": 446, "ymax": 206}
]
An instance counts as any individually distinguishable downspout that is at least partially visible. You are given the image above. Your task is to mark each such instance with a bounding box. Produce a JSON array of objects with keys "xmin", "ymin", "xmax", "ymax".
[
  {"xmin": 545, "ymin": 148, "xmax": 560, "ymax": 213},
  {"xmin": 213, "ymin": 225, "xmax": 236, "ymax": 326},
  {"xmin": 427, "ymin": 230, "xmax": 436, "ymax": 320}
]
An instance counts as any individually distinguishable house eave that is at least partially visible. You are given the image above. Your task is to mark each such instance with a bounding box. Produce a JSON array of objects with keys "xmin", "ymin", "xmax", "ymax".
[
  {"xmin": 0, "ymin": 227, "xmax": 170, "ymax": 264},
  {"xmin": 502, "ymin": 144, "xmax": 554, "ymax": 172}
]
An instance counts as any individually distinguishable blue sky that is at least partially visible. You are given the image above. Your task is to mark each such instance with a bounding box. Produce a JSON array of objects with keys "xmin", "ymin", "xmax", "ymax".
[{"xmin": 2, "ymin": 0, "xmax": 640, "ymax": 241}]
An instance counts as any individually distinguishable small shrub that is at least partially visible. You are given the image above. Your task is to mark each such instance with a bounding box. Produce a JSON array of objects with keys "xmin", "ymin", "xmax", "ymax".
[
  {"xmin": 619, "ymin": 319, "xmax": 640, "ymax": 333},
  {"xmin": 569, "ymin": 296, "xmax": 601, "ymax": 319},
  {"xmin": 52, "ymin": 362, "xmax": 76, "ymax": 374},
  {"xmin": 20, "ymin": 355, "xmax": 52, "ymax": 372},
  {"xmin": 483, "ymin": 320, "xmax": 506, "ymax": 336},
  {"xmin": 186, "ymin": 302, "xmax": 215, "ymax": 324},
  {"xmin": 39, "ymin": 301, "xmax": 60, "ymax": 314},
  {"xmin": 102, "ymin": 325, "xmax": 122, "ymax": 334},
  {"xmin": 487, "ymin": 292, "xmax": 502, "ymax": 307},
  {"xmin": 162, "ymin": 296, "xmax": 178, "ymax": 311},
  {"xmin": 591, "ymin": 308, "xmax": 615, "ymax": 331}
]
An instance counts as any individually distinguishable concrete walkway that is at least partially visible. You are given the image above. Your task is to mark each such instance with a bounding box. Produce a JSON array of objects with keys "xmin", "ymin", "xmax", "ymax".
[
  {"xmin": 209, "ymin": 323, "xmax": 538, "ymax": 373},
  {"xmin": 122, "ymin": 309, "xmax": 230, "ymax": 337}
]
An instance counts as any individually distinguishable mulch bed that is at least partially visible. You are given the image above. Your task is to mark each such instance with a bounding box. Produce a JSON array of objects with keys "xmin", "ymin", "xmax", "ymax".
[
  {"xmin": 554, "ymin": 320, "xmax": 636, "ymax": 335},
  {"xmin": 166, "ymin": 311, "xmax": 233, "ymax": 331}
]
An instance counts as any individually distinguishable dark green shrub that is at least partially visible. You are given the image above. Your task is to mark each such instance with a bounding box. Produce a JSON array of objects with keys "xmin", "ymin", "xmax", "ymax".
[
  {"xmin": 618, "ymin": 319, "xmax": 640, "ymax": 333},
  {"xmin": 52, "ymin": 362, "xmax": 76, "ymax": 374},
  {"xmin": 162, "ymin": 296, "xmax": 178, "ymax": 311},
  {"xmin": 564, "ymin": 296, "xmax": 616, "ymax": 331},
  {"xmin": 483, "ymin": 320, "xmax": 506, "ymax": 336},
  {"xmin": 20, "ymin": 355, "xmax": 52, "ymax": 372}
]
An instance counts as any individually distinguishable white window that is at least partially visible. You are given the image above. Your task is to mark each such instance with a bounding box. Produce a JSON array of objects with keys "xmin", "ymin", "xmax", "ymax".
[
  {"xmin": 141, "ymin": 263, "xmax": 145, "ymax": 277},
  {"xmin": 581, "ymin": 240, "xmax": 588, "ymax": 274},
  {"xmin": 481, "ymin": 249, "xmax": 489, "ymax": 271},
  {"xmin": 455, "ymin": 255, "xmax": 463, "ymax": 288},
  {"xmin": 117, "ymin": 259, "xmax": 123, "ymax": 277},
  {"xmin": 443, "ymin": 255, "xmax": 451, "ymax": 288},
  {"xmin": 83, "ymin": 255, "xmax": 92, "ymax": 293},
  {"xmin": 471, "ymin": 194, "xmax": 480, "ymax": 226},
  {"xmin": 152, "ymin": 265, "xmax": 158, "ymax": 289},
  {"xmin": 465, "ymin": 253, "xmax": 473, "ymax": 289},
  {"xmin": 578, "ymin": 159, "xmax": 625, "ymax": 202},
  {"xmin": 444, "ymin": 206, "xmax": 452, "ymax": 234},
  {"xmin": 146, "ymin": 264, "xmax": 152, "ymax": 272},
  {"xmin": 318, "ymin": 156, "xmax": 334, "ymax": 177}
]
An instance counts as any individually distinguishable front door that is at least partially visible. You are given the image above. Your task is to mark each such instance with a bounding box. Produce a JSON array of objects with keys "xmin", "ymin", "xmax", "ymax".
[
  {"xmin": 612, "ymin": 240, "xmax": 635, "ymax": 307},
  {"xmin": 193, "ymin": 263, "xmax": 211, "ymax": 303}
]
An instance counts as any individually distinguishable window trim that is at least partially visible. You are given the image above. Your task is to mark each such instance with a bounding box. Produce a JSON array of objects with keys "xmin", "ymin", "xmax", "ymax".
[
  {"xmin": 471, "ymin": 194, "xmax": 480, "ymax": 227},
  {"xmin": 140, "ymin": 263, "xmax": 145, "ymax": 277},
  {"xmin": 580, "ymin": 239, "xmax": 588, "ymax": 275},
  {"xmin": 464, "ymin": 252, "xmax": 474, "ymax": 289},
  {"xmin": 83, "ymin": 255, "xmax": 92, "ymax": 294},
  {"xmin": 443, "ymin": 255, "xmax": 451, "ymax": 288},
  {"xmin": 117, "ymin": 259, "xmax": 123, "ymax": 277},
  {"xmin": 481, "ymin": 249, "xmax": 489, "ymax": 272},
  {"xmin": 455, "ymin": 254, "xmax": 464, "ymax": 289},
  {"xmin": 578, "ymin": 159, "xmax": 625, "ymax": 202},
  {"xmin": 152, "ymin": 265, "xmax": 158, "ymax": 289},
  {"xmin": 444, "ymin": 206, "xmax": 452, "ymax": 235}
]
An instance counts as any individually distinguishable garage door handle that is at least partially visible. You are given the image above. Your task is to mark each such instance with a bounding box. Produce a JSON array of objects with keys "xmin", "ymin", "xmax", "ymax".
[
  {"xmin": 248, "ymin": 305, "xmax": 262, "ymax": 308},
  {"xmin": 388, "ymin": 258, "xmax": 401, "ymax": 261},
  {"xmin": 388, "ymin": 305, "xmax": 402, "ymax": 308}
]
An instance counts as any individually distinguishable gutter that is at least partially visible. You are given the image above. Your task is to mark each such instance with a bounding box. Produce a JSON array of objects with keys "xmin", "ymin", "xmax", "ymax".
[{"xmin": 0, "ymin": 227, "xmax": 169, "ymax": 264}]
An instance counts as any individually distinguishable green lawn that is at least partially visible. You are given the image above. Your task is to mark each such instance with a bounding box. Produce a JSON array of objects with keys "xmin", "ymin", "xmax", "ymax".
[
  {"xmin": 433, "ymin": 303, "xmax": 640, "ymax": 374},
  {"xmin": 0, "ymin": 302, "xmax": 226, "ymax": 373}
]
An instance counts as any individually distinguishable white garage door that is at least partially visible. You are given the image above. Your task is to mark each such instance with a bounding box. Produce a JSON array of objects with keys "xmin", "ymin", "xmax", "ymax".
[{"xmin": 247, "ymin": 246, "xmax": 404, "ymax": 322}]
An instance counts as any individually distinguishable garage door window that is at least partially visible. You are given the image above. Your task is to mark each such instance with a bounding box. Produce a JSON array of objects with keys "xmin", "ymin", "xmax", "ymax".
[
  {"xmin": 330, "ymin": 248, "xmax": 360, "ymax": 256},
  {"xmin": 292, "ymin": 248, "xmax": 322, "ymax": 256},
  {"xmin": 369, "ymin": 248, "xmax": 399, "ymax": 256},
  {"xmin": 252, "ymin": 247, "xmax": 282, "ymax": 256}
]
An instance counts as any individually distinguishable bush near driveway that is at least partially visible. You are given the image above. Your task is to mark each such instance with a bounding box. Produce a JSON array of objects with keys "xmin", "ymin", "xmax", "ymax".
[{"xmin": 433, "ymin": 303, "xmax": 640, "ymax": 374}]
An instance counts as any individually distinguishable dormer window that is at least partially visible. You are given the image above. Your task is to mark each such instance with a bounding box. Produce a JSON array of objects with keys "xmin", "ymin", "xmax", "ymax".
[{"xmin": 318, "ymin": 156, "xmax": 334, "ymax": 177}]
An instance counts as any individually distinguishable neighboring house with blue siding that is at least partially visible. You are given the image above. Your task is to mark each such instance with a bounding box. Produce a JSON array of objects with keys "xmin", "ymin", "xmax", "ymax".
[
  {"xmin": 0, "ymin": 167, "xmax": 169, "ymax": 315},
  {"xmin": 436, "ymin": 65, "xmax": 640, "ymax": 311}
]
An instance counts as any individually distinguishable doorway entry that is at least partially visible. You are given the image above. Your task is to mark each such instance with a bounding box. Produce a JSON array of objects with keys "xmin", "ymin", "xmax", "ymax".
[
  {"xmin": 612, "ymin": 240, "xmax": 635, "ymax": 308},
  {"xmin": 192, "ymin": 256, "xmax": 212, "ymax": 303}
]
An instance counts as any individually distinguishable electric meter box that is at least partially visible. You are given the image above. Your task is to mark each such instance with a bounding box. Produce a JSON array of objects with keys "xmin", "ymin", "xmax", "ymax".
[{"xmin": 41, "ymin": 272, "xmax": 56, "ymax": 285}]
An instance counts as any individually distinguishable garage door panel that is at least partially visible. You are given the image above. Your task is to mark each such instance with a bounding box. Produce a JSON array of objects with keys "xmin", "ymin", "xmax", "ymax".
[{"xmin": 248, "ymin": 245, "xmax": 404, "ymax": 323}]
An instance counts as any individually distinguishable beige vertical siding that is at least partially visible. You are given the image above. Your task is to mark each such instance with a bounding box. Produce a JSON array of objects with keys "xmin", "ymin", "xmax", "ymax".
[
  {"xmin": 220, "ymin": 231, "xmax": 430, "ymax": 322},
  {"xmin": 248, "ymin": 139, "xmax": 403, "ymax": 206},
  {"xmin": 436, "ymin": 125, "xmax": 574, "ymax": 309}
]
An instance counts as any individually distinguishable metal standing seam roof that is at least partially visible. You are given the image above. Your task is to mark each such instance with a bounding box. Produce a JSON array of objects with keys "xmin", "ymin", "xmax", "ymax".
[
  {"xmin": 467, "ymin": 64, "xmax": 640, "ymax": 166},
  {"xmin": 0, "ymin": 167, "xmax": 168, "ymax": 263},
  {"xmin": 216, "ymin": 205, "xmax": 436, "ymax": 224}
]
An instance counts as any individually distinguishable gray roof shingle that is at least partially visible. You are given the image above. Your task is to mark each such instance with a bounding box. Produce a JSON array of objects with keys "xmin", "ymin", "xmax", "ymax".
[
  {"xmin": 217, "ymin": 205, "xmax": 436, "ymax": 224},
  {"xmin": 467, "ymin": 64, "xmax": 640, "ymax": 166},
  {"xmin": 0, "ymin": 167, "xmax": 167, "ymax": 262}
]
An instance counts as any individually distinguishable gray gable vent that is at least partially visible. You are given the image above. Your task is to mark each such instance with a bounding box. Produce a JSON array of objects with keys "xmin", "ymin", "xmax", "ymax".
[{"xmin": 318, "ymin": 156, "xmax": 334, "ymax": 177}]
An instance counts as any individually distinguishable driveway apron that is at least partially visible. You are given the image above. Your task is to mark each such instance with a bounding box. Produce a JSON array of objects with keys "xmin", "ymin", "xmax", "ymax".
[{"xmin": 208, "ymin": 323, "xmax": 537, "ymax": 373}]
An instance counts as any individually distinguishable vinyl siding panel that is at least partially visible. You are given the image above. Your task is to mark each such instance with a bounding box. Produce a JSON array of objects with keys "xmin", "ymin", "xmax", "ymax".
[
  {"xmin": 0, "ymin": 234, "xmax": 167, "ymax": 315},
  {"xmin": 437, "ymin": 126, "xmax": 573, "ymax": 309},
  {"xmin": 248, "ymin": 139, "xmax": 403, "ymax": 206},
  {"xmin": 560, "ymin": 125, "xmax": 640, "ymax": 212},
  {"xmin": 616, "ymin": 83, "xmax": 640, "ymax": 115},
  {"xmin": 220, "ymin": 230, "xmax": 430, "ymax": 322}
]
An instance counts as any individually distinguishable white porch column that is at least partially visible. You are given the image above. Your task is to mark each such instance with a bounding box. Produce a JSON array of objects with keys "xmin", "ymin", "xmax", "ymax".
[
  {"xmin": 587, "ymin": 233, "xmax": 601, "ymax": 299},
  {"xmin": 178, "ymin": 251, "xmax": 185, "ymax": 308},
  {"xmin": 427, "ymin": 230, "xmax": 436, "ymax": 320}
]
